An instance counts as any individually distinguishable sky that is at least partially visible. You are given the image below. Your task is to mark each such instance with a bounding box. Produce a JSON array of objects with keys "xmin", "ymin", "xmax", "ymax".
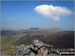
[{"xmin": 1, "ymin": 1, "xmax": 74, "ymax": 30}]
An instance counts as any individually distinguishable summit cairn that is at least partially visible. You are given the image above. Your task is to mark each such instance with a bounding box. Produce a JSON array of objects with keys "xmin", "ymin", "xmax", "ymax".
[
  {"xmin": 17, "ymin": 39, "xmax": 53, "ymax": 56},
  {"xmin": 33, "ymin": 39, "xmax": 44, "ymax": 48}
]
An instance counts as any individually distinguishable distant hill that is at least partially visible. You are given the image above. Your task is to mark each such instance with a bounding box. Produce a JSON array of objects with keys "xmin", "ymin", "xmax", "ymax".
[
  {"xmin": 1, "ymin": 28, "xmax": 64, "ymax": 36},
  {"xmin": 30, "ymin": 28, "xmax": 40, "ymax": 29},
  {"xmin": 1, "ymin": 28, "xmax": 74, "ymax": 48}
]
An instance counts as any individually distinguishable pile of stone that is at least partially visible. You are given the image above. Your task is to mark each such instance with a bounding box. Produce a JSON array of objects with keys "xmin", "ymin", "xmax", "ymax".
[{"xmin": 17, "ymin": 40, "xmax": 53, "ymax": 56}]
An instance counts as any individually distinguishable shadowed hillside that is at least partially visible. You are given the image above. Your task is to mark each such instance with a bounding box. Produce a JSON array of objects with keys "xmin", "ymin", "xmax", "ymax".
[
  {"xmin": 13, "ymin": 31, "xmax": 74, "ymax": 48},
  {"xmin": 1, "ymin": 29, "xmax": 74, "ymax": 49}
]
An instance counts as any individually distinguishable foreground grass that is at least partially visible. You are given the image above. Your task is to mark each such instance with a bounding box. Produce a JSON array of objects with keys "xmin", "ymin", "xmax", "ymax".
[{"xmin": 1, "ymin": 35, "xmax": 21, "ymax": 55}]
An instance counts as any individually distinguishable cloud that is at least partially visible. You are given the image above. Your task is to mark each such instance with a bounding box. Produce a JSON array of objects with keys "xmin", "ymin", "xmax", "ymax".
[{"xmin": 34, "ymin": 5, "xmax": 72, "ymax": 21}]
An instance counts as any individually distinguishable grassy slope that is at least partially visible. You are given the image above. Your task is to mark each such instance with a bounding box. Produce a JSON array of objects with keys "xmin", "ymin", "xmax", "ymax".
[
  {"xmin": 13, "ymin": 31, "xmax": 74, "ymax": 48},
  {"xmin": 1, "ymin": 29, "xmax": 74, "ymax": 54}
]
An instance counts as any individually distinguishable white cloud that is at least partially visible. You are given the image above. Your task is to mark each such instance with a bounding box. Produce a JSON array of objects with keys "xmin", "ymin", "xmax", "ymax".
[{"xmin": 34, "ymin": 5, "xmax": 72, "ymax": 21}]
